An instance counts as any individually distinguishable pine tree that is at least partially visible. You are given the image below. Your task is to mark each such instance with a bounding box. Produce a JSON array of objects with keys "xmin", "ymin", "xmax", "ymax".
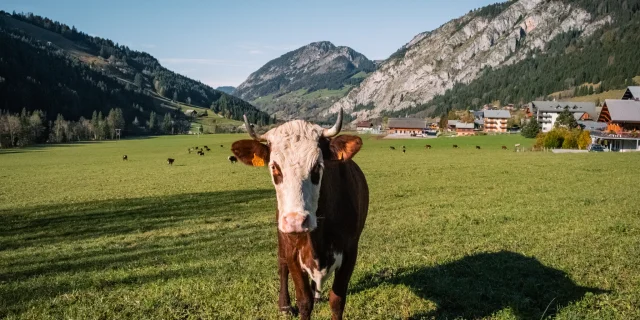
[{"xmin": 521, "ymin": 118, "xmax": 540, "ymax": 138}]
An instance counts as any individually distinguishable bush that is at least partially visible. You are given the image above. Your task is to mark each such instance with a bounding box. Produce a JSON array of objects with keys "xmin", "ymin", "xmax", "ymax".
[
  {"xmin": 543, "ymin": 129, "xmax": 565, "ymax": 149},
  {"xmin": 521, "ymin": 119, "xmax": 540, "ymax": 138},
  {"xmin": 577, "ymin": 130, "xmax": 591, "ymax": 149}
]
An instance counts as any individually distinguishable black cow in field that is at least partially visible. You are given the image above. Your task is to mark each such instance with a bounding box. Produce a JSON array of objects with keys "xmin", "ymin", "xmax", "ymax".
[
  {"xmin": 167, "ymin": 158, "xmax": 175, "ymax": 165},
  {"xmin": 453, "ymin": 145, "xmax": 459, "ymax": 149},
  {"xmin": 402, "ymin": 145, "xmax": 406, "ymax": 149},
  {"xmin": 402, "ymin": 149, "xmax": 406, "ymax": 154},
  {"xmin": 198, "ymin": 150, "xmax": 204, "ymax": 156},
  {"xmin": 204, "ymin": 145, "xmax": 209, "ymax": 149},
  {"xmin": 425, "ymin": 145, "xmax": 432, "ymax": 149},
  {"xmin": 501, "ymin": 145, "xmax": 508, "ymax": 150},
  {"xmin": 476, "ymin": 146, "xmax": 481, "ymax": 150},
  {"xmin": 205, "ymin": 147, "xmax": 211, "ymax": 151},
  {"xmin": 220, "ymin": 144, "xmax": 224, "ymax": 148},
  {"xmin": 122, "ymin": 155, "xmax": 128, "ymax": 161},
  {"xmin": 389, "ymin": 146, "xmax": 396, "ymax": 150},
  {"xmin": 228, "ymin": 155, "xmax": 237, "ymax": 164}
]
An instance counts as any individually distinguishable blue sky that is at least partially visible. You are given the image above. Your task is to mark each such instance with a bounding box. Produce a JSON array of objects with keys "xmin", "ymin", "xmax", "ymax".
[{"xmin": 2, "ymin": 0, "xmax": 498, "ymax": 88}]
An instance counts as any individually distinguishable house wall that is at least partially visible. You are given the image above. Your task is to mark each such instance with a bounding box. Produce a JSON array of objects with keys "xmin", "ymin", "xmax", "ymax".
[
  {"xmin": 483, "ymin": 117, "xmax": 509, "ymax": 133},
  {"xmin": 537, "ymin": 112, "xmax": 559, "ymax": 132},
  {"xmin": 389, "ymin": 128, "xmax": 423, "ymax": 135},
  {"xmin": 456, "ymin": 128, "xmax": 474, "ymax": 136}
]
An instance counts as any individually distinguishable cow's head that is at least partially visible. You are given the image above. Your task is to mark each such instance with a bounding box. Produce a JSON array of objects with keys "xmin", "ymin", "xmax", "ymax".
[{"xmin": 231, "ymin": 109, "xmax": 362, "ymax": 234}]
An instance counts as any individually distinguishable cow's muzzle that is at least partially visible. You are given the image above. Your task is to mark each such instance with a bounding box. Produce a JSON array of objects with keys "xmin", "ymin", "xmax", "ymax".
[{"xmin": 280, "ymin": 212, "xmax": 316, "ymax": 233}]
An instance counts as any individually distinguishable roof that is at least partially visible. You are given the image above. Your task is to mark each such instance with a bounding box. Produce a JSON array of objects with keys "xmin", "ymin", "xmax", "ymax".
[
  {"xmin": 447, "ymin": 120, "xmax": 458, "ymax": 126},
  {"xmin": 474, "ymin": 119, "xmax": 484, "ymax": 126},
  {"xmin": 387, "ymin": 118, "xmax": 426, "ymax": 129},
  {"xmin": 602, "ymin": 99, "xmax": 640, "ymax": 122},
  {"xmin": 530, "ymin": 101, "xmax": 597, "ymax": 119},
  {"xmin": 577, "ymin": 120, "xmax": 607, "ymax": 131},
  {"xmin": 356, "ymin": 121, "xmax": 372, "ymax": 128},
  {"xmin": 456, "ymin": 122, "xmax": 475, "ymax": 129},
  {"xmin": 483, "ymin": 110, "xmax": 511, "ymax": 118},
  {"xmin": 623, "ymin": 86, "xmax": 640, "ymax": 100}
]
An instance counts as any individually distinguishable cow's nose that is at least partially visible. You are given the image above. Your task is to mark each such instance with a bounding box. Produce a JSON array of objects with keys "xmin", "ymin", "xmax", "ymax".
[{"xmin": 282, "ymin": 213, "xmax": 311, "ymax": 233}]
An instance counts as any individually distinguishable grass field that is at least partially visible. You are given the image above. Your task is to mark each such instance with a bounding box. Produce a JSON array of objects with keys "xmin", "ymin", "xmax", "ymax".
[{"xmin": 1, "ymin": 134, "xmax": 640, "ymax": 319}]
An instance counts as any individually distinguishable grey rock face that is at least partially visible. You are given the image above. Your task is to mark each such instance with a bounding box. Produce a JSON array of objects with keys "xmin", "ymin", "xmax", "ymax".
[{"xmin": 327, "ymin": 0, "xmax": 610, "ymax": 120}]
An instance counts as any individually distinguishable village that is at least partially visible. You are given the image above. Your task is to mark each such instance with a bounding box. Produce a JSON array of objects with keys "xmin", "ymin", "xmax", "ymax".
[{"xmin": 354, "ymin": 86, "xmax": 640, "ymax": 152}]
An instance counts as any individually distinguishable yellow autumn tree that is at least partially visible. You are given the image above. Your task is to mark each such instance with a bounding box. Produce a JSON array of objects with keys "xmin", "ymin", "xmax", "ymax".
[{"xmin": 577, "ymin": 130, "xmax": 591, "ymax": 149}]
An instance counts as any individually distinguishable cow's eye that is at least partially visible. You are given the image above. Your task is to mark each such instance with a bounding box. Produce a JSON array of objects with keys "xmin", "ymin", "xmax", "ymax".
[
  {"xmin": 271, "ymin": 163, "xmax": 283, "ymax": 185},
  {"xmin": 310, "ymin": 163, "xmax": 322, "ymax": 185}
]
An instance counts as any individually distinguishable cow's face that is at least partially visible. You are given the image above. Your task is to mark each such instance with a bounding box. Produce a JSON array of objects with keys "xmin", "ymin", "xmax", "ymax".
[{"xmin": 231, "ymin": 112, "xmax": 362, "ymax": 234}]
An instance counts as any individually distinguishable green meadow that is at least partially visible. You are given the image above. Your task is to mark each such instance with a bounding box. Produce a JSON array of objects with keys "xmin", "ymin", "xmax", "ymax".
[{"xmin": 1, "ymin": 134, "xmax": 639, "ymax": 319}]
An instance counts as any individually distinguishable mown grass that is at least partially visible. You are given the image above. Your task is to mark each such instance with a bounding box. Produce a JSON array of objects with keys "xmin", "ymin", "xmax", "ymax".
[{"xmin": 1, "ymin": 134, "xmax": 639, "ymax": 319}]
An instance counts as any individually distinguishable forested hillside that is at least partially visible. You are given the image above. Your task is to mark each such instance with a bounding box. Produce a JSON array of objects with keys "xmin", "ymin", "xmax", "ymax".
[
  {"xmin": 0, "ymin": 11, "xmax": 271, "ymax": 126},
  {"xmin": 388, "ymin": 0, "xmax": 640, "ymax": 118}
]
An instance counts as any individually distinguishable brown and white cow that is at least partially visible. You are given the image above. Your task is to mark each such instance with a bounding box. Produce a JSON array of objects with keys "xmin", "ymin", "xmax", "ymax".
[{"xmin": 231, "ymin": 109, "xmax": 368, "ymax": 320}]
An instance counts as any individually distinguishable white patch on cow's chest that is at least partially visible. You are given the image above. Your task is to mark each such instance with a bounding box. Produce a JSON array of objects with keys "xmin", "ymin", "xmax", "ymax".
[{"xmin": 299, "ymin": 252, "xmax": 343, "ymax": 299}]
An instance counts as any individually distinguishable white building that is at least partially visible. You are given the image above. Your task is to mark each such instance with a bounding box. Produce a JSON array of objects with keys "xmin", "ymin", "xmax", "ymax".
[{"xmin": 527, "ymin": 101, "xmax": 597, "ymax": 132}]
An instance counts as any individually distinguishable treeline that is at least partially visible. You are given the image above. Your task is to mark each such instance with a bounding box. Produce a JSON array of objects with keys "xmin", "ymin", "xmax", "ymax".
[
  {"xmin": 2, "ymin": 11, "xmax": 271, "ymax": 124},
  {"xmin": 388, "ymin": 0, "xmax": 640, "ymax": 117},
  {"xmin": 0, "ymin": 108, "xmax": 192, "ymax": 148}
]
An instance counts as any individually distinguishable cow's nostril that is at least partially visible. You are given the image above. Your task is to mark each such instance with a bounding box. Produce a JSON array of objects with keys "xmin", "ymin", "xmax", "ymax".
[{"xmin": 301, "ymin": 215, "xmax": 310, "ymax": 228}]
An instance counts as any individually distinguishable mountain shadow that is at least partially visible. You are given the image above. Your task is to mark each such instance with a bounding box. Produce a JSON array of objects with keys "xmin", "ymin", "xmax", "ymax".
[{"xmin": 351, "ymin": 251, "xmax": 607, "ymax": 319}]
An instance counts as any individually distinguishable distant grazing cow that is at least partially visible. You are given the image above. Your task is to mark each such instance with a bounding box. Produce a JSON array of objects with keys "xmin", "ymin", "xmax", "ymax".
[
  {"xmin": 220, "ymin": 144, "xmax": 224, "ymax": 148},
  {"xmin": 204, "ymin": 145, "xmax": 209, "ymax": 149},
  {"xmin": 167, "ymin": 158, "xmax": 175, "ymax": 165},
  {"xmin": 402, "ymin": 145, "xmax": 406, "ymax": 149},
  {"xmin": 502, "ymin": 145, "xmax": 508, "ymax": 150},
  {"xmin": 402, "ymin": 149, "xmax": 406, "ymax": 154},
  {"xmin": 476, "ymin": 146, "xmax": 481, "ymax": 150},
  {"xmin": 188, "ymin": 148, "xmax": 193, "ymax": 154},
  {"xmin": 389, "ymin": 146, "xmax": 396, "ymax": 150},
  {"xmin": 453, "ymin": 144, "xmax": 459, "ymax": 148},
  {"xmin": 205, "ymin": 147, "xmax": 211, "ymax": 151},
  {"xmin": 228, "ymin": 155, "xmax": 237, "ymax": 164},
  {"xmin": 122, "ymin": 155, "xmax": 128, "ymax": 161},
  {"xmin": 425, "ymin": 145, "xmax": 432, "ymax": 149},
  {"xmin": 198, "ymin": 150, "xmax": 204, "ymax": 156},
  {"xmin": 231, "ymin": 109, "xmax": 368, "ymax": 319}
]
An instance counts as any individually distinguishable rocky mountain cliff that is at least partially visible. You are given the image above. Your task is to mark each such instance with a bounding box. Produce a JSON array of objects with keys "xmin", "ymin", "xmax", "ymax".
[
  {"xmin": 235, "ymin": 41, "xmax": 375, "ymax": 119},
  {"xmin": 327, "ymin": 0, "xmax": 613, "ymax": 120}
]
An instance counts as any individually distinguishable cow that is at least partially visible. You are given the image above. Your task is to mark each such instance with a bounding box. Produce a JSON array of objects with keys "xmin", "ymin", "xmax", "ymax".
[
  {"xmin": 167, "ymin": 158, "xmax": 175, "ymax": 165},
  {"xmin": 220, "ymin": 144, "xmax": 224, "ymax": 148},
  {"xmin": 122, "ymin": 155, "xmax": 128, "ymax": 161},
  {"xmin": 231, "ymin": 109, "xmax": 368, "ymax": 320},
  {"xmin": 205, "ymin": 147, "xmax": 211, "ymax": 151},
  {"xmin": 501, "ymin": 145, "xmax": 508, "ymax": 150},
  {"xmin": 402, "ymin": 145, "xmax": 406, "ymax": 149},
  {"xmin": 425, "ymin": 145, "xmax": 432, "ymax": 149},
  {"xmin": 453, "ymin": 144, "xmax": 459, "ymax": 148},
  {"xmin": 389, "ymin": 146, "xmax": 396, "ymax": 150},
  {"xmin": 402, "ymin": 149, "xmax": 406, "ymax": 154},
  {"xmin": 204, "ymin": 145, "xmax": 209, "ymax": 149},
  {"xmin": 228, "ymin": 155, "xmax": 237, "ymax": 164},
  {"xmin": 198, "ymin": 150, "xmax": 204, "ymax": 156},
  {"xmin": 476, "ymin": 146, "xmax": 481, "ymax": 150}
]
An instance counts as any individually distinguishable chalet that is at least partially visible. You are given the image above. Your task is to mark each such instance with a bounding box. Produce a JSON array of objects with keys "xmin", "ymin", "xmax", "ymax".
[
  {"xmin": 456, "ymin": 122, "xmax": 475, "ymax": 136},
  {"xmin": 593, "ymin": 99, "xmax": 640, "ymax": 152},
  {"xmin": 527, "ymin": 101, "xmax": 597, "ymax": 132},
  {"xmin": 387, "ymin": 118, "xmax": 426, "ymax": 135},
  {"xmin": 622, "ymin": 86, "xmax": 640, "ymax": 101},
  {"xmin": 356, "ymin": 121, "xmax": 374, "ymax": 133},
  {"xmin": 483, "ymin": 110, "xmax": 511, "ymax": 133}
]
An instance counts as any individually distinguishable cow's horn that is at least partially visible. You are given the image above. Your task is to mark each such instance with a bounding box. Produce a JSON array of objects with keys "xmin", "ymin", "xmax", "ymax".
[
  {"xmin": 322, "ymin": 108, "xmax": 343, "ymax": 138},
  {"xmin": 243, "ymin": 114, "xmax": 264, "ymax": 141}
]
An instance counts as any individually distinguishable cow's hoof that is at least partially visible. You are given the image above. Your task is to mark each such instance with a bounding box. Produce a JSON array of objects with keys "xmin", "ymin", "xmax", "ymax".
[{"xmin": 280, "ymin": 306, "xmax": 297, "ymax": 316}]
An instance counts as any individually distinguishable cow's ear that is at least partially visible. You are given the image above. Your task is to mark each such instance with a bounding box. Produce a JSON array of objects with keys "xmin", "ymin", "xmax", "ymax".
[
  {"xmin": 327, "ymin": 135, "xmax": 362, "ymax": 161},
  {"xmin": 231, "ymin": 140, "xmax": 269, "ymax": 167}
]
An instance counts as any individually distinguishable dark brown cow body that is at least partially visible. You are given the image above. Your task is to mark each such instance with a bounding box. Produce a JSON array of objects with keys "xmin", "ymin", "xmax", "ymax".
[{"xmin": 276, "ymin": 158, "xmax": 368, "ymax": 319}]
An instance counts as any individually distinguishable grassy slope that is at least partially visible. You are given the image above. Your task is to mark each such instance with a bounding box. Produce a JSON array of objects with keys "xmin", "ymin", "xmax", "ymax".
[
  {"xmin": 554, "ymin": 76, "xmax": 640, "ymax": 103},
  {"xmin": 1, "ymin": 135, "xmax": 639, "ymax": 319}
]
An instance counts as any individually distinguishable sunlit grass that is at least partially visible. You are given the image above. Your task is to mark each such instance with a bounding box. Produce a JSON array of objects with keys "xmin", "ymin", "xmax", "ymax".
[{"xmin": 1, "ymin": 134, "xmax": 639, "ymax": 319}]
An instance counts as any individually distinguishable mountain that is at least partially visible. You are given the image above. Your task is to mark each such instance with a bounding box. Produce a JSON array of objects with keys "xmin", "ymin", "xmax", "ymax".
[
  {"xmin": 234, "ymin": 41, "xmax": 376, "ymax": 120},
  {"xmin": 327, "ymin": 0, "xmax": 640, "ymax": 120},
  {"xmin": 216, "ymin": 86, "xmax": 236, "ymax": 95},
  {"xmin": 0, "ymin": 11, "xmax": 271, "ymax": 126}
]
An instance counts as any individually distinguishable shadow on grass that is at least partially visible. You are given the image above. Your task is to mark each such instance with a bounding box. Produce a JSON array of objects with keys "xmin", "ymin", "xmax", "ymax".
[
  {"xmin": 351, "ymin": 251, "xmax": 608, "ymax": 319},
  {"xmin": 0, "ymin": 189, "xmax": 274, "ymax": 317}
]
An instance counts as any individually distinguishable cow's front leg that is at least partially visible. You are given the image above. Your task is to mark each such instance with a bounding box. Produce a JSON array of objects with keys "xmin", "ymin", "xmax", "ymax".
[
  {"xmin": 277, "ymin": 233, "xmax": 293, "ymax": 314},
  {"xmin": 329, "ymin": 251, "xmax": 357, "ymax": 320},
  {"xmin": 288, "ymin": 259, "xmax": 314, "ymax": 320}
]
